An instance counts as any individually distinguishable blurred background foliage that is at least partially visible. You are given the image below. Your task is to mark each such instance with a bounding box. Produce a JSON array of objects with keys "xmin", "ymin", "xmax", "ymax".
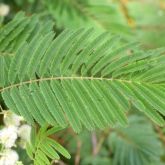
[
  {"xmin": 0, "ymin": 0, "xmax": 165, "ymax": 165},
  {"xmin": 1, "ymin": 0, "xmax": 165, "ymax": 47}
]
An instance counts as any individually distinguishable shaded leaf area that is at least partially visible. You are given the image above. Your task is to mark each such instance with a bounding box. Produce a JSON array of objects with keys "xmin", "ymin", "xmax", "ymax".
[
  {"xmin": 108, "ymin": 116, "xmax": 163, "ymax": 165},
  {"xmin": 1, "ymin": 14, "xmax": 165, "ymax": 134},
  {"xmin": 43, "ymin": 0, "xmax": 132, "ymax": 35}
]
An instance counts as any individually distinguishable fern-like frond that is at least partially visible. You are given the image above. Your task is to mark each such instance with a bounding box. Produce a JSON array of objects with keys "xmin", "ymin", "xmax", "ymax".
[
  {"xmin": 26, "ymin": 125, "xmax": 71, "ymax": 165},
  {"xmin": 108, "ymin": 116, "xmax": 162, "ymax": 165},
  {"xmin": 1, "ymin": 14, "xmax": 165, "ymax": 133}
]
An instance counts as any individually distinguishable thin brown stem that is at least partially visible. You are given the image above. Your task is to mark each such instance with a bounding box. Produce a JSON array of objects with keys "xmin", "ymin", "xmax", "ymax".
[
  {"xmin": 75, "ymin": 140, "xmax": 82, "ymax": 165},
  {"xmin": 93, "ymin": 129, "xmax": 111, "ymax": 155},
  {"xmin": 91, "ymin": 132, "xmax": 98, "ymax": 156},
  {"xmin": 155, "ymin": 126, "xmax": 165, "ymax": 145}
]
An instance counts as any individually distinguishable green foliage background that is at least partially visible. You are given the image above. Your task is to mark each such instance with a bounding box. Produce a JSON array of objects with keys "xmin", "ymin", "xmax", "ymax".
[{"xmin": 0, "ymin": 0, "xmax": 165, "ymax": 165}]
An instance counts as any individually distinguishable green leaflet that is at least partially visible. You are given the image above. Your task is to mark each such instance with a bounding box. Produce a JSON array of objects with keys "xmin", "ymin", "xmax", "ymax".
[
  {"xmin": 2, "ymin": 89, "xmax": 20, "ymax": 115},
  {"xmin": 38, "ymin": 29, "xmax": 69, "ymax": 76},
  {"xmin": 40, "ymin": 142, "xmax": 60, "ymax": 160},
  {"xmin": 50, "ymin": 29, "xmax": 84, "ymax": 75},
  {"xmin": 0, "ymin": 56, "xmax": 5, "ymax": 86},
  {"xmin": 8, "ymin": 42, "xmax": 29, "ymax": 83},
  {"xmin": 0, "ymin": 55, "xmax": 12, "ymax": 86},
  {"xmin": 0, "ymin": 12, "xmax": 25, "ymax": 44},
  {"xmin": 10, "ymin": 87, "xmax": 34, "ymax": 124},
  {"xmin": 29, "ymin": 83, "xmax": 57, "ymax": 125},
  {"xmin": 84, "ymin": 80, "xmax": 114, "ymax": 126},
  {"xmin": 0, "ymin": 18, "xmax": 30, "ymax": 52},
  {"xmin": 126, "ymin": 83, "xmax": 165, "ymax": 125},
  {"xmin": 45, "ymin": 137, "xmax": 71, "ymax": 159},
  {"xmin": 50, "ymin": 80, "xmax": 82, "ymax": 132},
  {"xmin": 62, "ymin": 80, "xmax": 95, "ymax": 130},
  {"xmin": 71, "ymin": 31, "xmax": 110, "ymax": 74},
  {"xmin": 39, "ymin": 81, "xmax": 67, "ymax": 127},
  {"xmin": 27, "ymin": 32, "xmax": 54, "ymax": 78},
  {"xmin": 95, "ymin": 80, "xmax": 128, "ymax": 126},
  {"xmin": 91, "ymin": 81, "xmax": 116, "ymax": 125},
  {"xmin": 91, "ymin": 42, "xmax": 139, "ymax": 76},
  {"xmin": 75, "ymin": 80, "xmax": 107, "ymax": 128},
  {"xmin": 26, "ymin": 125, "xmax": 70, "ymax": 165},
  {"xmin": 81, "ymin": 35, "xmax": 120, "ymax": 76},
  {"xmin": 61, "ymin": 28, "xmax": 94, "ymax": 75},
  {"xmin": 19, "ymin": 85, "xmax": 46, "ymax": 125}
]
